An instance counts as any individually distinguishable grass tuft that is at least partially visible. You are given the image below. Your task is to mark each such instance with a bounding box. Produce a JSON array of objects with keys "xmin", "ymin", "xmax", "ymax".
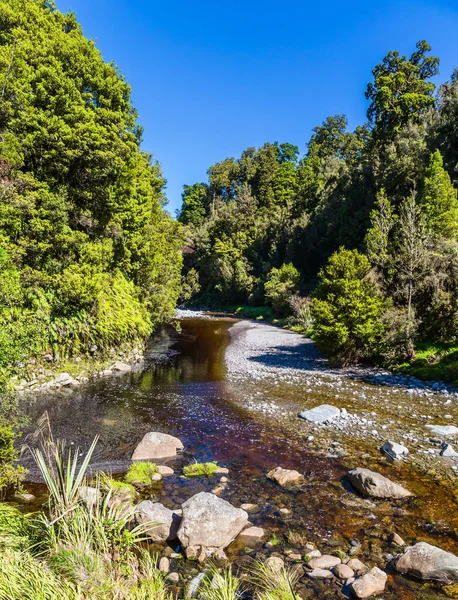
[
  {"xmin": 125, "ymin": 462, "xmax": 158, "ymax": 487},
  {"xmin": 183, "ymin": 462, "xmax": 219, "ymax": 478}
]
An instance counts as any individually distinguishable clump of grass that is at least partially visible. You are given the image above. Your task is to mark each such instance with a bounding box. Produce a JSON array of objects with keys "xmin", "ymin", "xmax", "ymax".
[
  {"xmin": 247, "ymin": 559, "xmax": 301, "ymax": 600},
  {"xmin": 269, "ymin": 533, "xmax": 281, "ymax": 546},
  {"xmin": 0, "ymin": 547, "xmax": 76, "ymax": 600},
  {"xmin": 0, "ymin": 504, "xmax": 31, "ymax": 550},
  {"xmin": 183, "ymin": 462, "xmax": 219, "ymax": 478},
  {"xmin": 198, "ymin": 564, "xmax": 242, "ymax": 600},
  {"xmin": 285, "ymin": 529, "xmax": 308, "ymax": 547},
  {"xmin": 125, "ymin": 462, "xmax": 158, "ymax": 487}
]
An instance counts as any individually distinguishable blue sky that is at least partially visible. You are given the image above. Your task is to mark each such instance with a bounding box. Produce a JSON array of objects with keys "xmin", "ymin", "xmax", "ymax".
[{"xmin": 57, "ymin": 0, "xmax": 458, "ymax": 216}]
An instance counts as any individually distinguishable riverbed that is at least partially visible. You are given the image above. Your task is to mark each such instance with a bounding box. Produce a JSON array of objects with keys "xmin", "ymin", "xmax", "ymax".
[{"xmin": 20, "ymin": 316, "xmax": 458, "ymax": 598}]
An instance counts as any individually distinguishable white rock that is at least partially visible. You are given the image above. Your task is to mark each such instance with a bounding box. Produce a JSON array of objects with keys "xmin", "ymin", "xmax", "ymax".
[
  {"xmin": 426, "ymin": 425, "xmax": 458, "ymax": 437},
  {"xmin": 381, "ymin": 440, "xmax": 409, "ymax": 460},
  {"xmin": 135, "ymin": 501, "xmax": 181, "ymax": 542},
  {"xmin": 396, "ymin": 542, "xmax": 458, "ymax": 582},
  {"xmin": 347, "ymin": 468, "xmax": 412, "ymax": 499},
  {"xmin": 299, "ymin": 404, "xmax": 340, "ymax": 424},
  {"xmin": 351, "ymin": 567, "xmax": 387, "ymax": 598},
  {"xmin": 441, "ymin": 443, "xmax": 458, "ymax": 457}
]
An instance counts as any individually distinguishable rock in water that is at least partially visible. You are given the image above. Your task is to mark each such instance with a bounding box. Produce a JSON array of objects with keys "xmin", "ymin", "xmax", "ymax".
[
  {"xmin": 299, "ymin": 404, "xmax": 340, "ymax": 424},
  {"xmin": 135, "ymin": 501, "xmax": 181, "ymax": 542},
  {"xmin": 131, "ymin": 432, "xmax": 184, "ymax": 460},
  {"xmin": 267, "ymin": 466, "xmax": 304, "ymax": 487},
  {"xmin": 396, "ymin": 542, "xmax": 458, "ymax": 582},
  {"xmin": 347, "ymin": 468, "xmax": 412, "ymax": 499},
  {"xmin": 381, "ymin": 440, "xmax": 409, "ymax": 460},
  {"xmin": 178, "ymin": 492, "xmax": 248, "ymax": 551},
  {"xmin": 441, "ymin": 443, "xmax": 458, "ymax": 457},
  {"xmin": 351, "ymin": 567, "xmax": 387, "ymax": 598},
  {"xmin": 426, "ymin": 425, "xmax": 458, "ymax": 437},
  {"xmin": 237, "ymin": 526, "xmax": 265, "ymax": 546}
]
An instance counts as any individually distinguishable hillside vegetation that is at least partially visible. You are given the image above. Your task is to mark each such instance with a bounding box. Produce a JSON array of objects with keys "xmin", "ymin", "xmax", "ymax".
[{"xmin": 179, "ymin": 41, "xmax": 458, "ymax": 377}]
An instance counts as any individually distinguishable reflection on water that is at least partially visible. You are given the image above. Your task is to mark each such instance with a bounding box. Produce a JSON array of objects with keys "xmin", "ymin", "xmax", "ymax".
[{"xmin": 20, "ymin": 317, "xmax": 457, "ymax": 599}]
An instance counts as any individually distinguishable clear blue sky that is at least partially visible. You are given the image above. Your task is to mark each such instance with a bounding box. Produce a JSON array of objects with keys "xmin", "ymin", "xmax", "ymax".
[{"xmin": 57, "ymin": 0, "xmax": 458, "ymax": 216}]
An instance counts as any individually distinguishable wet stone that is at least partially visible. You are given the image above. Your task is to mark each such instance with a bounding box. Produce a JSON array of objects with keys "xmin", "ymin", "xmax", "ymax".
[{"xmin": 299, "ymin": 404, "xmax": 341, "ymax": 424}]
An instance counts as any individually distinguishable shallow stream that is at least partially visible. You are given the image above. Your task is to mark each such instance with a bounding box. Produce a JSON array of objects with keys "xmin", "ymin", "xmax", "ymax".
[{"xmin": 19, "ymin": 317, "xmax": 458, "ymax": 599}]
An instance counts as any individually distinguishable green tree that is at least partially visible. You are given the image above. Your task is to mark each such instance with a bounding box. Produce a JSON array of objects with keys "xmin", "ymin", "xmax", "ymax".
[
  {"xmin": 264, "ymin": 263, "xmax": 300, "ymax": 314},
  {"xmin": 418, "ymin": 150, "xmax": 458, "ymax": 238},
  {"xmin": 365, "ymin": 189, "xmax": 396, "ymax": 271},
  {"xmin": 365, "ymin": 41, "xmax": 439, "ymax": 141},
  {"xmin": 178, "ymin": 183, "xmax": 210, "ymax": 226},
  {"xmin": 311, "ymin": 248, "xmax": 386, "ymax": 364}
]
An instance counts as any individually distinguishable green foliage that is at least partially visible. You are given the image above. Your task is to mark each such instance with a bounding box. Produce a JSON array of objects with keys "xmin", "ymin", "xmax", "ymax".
[
  {"xmin": 0, "ymin": 503, "xmax": 30, "ymax": 549},
  {"xmin": 365, "ymin": 40, "xmax": 439, "ymax": 141},
  {"xmin": 183, "ymin": 462, "xmax": 219, "ymax": 478},
  {"xmin": 0, "ymin": 0, "xmax": 182, "ymax": 367},
  {"xmin": 198, "ymin": 565, "xmax": 242, "ymax": 600},
  {"xmin": 264, "ymin": 264, "xmax": 300, "ymax": 315},
  {"xmin": 125, "ymin": 462, "xmax": 158, "ymax": 487},
  {"xmin": 418, "ymin": 150, "xmax": 458, "ymax": 238},
  {"xmin": 311, "ymin": 249, "xmax": 386, "ymax": 365},
  {"xmin": 247, "ymin": 559, "xmax": 301, "ymax": 600}
]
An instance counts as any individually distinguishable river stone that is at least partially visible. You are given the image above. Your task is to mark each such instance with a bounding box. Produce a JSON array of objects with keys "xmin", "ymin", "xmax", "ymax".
[
  {"xmin": 265, "ymin": 557, "xmax": 285, "ymax": 570},
  {"xmin": 351, "ymin": 567, "xmax": 387, "ymax": 598},
  {"xmin": 308, "ymin": 555, "xmax": 341, "ymax": 569},
  {"xmin": 426, "ymin": 425, "xmax": 458, "ymax": 437},
  {"xmin": 299, "ymin": 404, "xmax": 340, "ymax": 424},
  {"xmin": 177, "ymin": 492, "xmax": 248, "ymax": 550},
  {"xmin": 347, "ymin": 468, "xmax": 412, "ymax": 499},
  {"xmin": 54, "ymin": 372, "xmax": 75, "ymax": 386},
  {"xmin": 110, "ymin": 361, "xmax": 131, "ymax": 372},
  {"xmin": 334, "ymin": 563, "xmax": 355, "ymax": 580},
  {"xmin": 381, "ymin": 440, "xmax": 409, "ymax": 460},
  {"xmin": 396, "ymin": 542, "xmax": 458, "ymax": 582},
  {"xmin": 157, "ymin": 465, "xmax": 174, "ymax": 475},
  {"xmin": 441, "ymin": 443, "xmax": 458, "ymax": 457},
  {"xmin": 237, "ymin": 526, "xmax": 265, "ymax": 546},
  {"xmin": 132, "ymin": 432, "xmax": 184, "ymax": 460},
  {"xmin": 135, "ymin": 501, "xmax": 181, "ymax": 542},
  {"xmin": 347, "ymin": 558, "xmax": 368, "ymax": 575},
  {"xmin": 267, "ymin": 467, "xmax": 304, "ymax": 487},
  {"xmin": 308, "ymin": 568, "xmax": 334, "ymax": 579}
]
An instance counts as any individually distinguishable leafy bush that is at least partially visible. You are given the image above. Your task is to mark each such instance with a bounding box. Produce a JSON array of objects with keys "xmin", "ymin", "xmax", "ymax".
[
  {"xmin": 264, "ymin": 264, "xmax": 300, "ymax": 315},
  {"xmin": 311, "ymin": 248, "xmax": 386, "ymax": 365}
]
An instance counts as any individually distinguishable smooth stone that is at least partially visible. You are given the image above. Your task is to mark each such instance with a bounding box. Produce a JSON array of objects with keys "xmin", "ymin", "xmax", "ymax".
[
  {"xmin": 347, "ymin": 559, "xmax": 368, "ymax": 575},
  {"xmin": 54, "ymin": 372, "xmax": 75, "ymax": 386},
  {"xmin": 14, "ymin": 493, "xmax": 36, "ymax": 503},
  {"xmin": 132, "ymin": 432, "xmax": 184, "ymax": 460},
  {"xmin": 308, "ymin": 555, "xmax": 341, "ymax": 569},
  {"xmin": 215, "ymin": 467, "xmax": 229, "ymax": 474},
  {"xmin": 347, "ymin": 468, "xmax": 412, "ymax": 499},
  {"xmin": 157, "ymin": 465, "xmax": 174, "ymax": 475},
  {"xmin": 267, "ymin": 467, "xmax": 304, "ymax": 488},
  {"xmin": 334, "ymin": 563, "xmax": 355, "ymax": 580},
  {"xmin": 307, "ymin": 549, "xmax": 322, "ymax": 558},
  {"xmin": 299, "ymin": 404, "xmax": 340, "ymax": 424},
  {"xmin": 426, "ymin": 425, "xmax": 458, "ymax": 437},
  {"xmin": 381, "ymin": 440, "xmax": 409, "ymax": 460},
  {"xmin": 351, "ymin": 567, "xmax": 387, "ymax": 598},
  {"xmin": 178, "ymin": 492, "xmax": 248, "ymax": 550},
  {"xmin": 240, "ymin": 503, "xmax": 258, "ymax": 512},
  {"xmin": 308, "ymin": 568, "xmax": 334, "ymax": 579},
  {"xmin": 396, "ymin": 542, "xmax": 458, "ymax": 582},
  {"xmin": 159, "ymin": 557, "xmax": 170, "ymax": 573},
  {"xmin": 265, "ymin": 557, "xmax": 285, "ymax": 570},
  {"xmin": 237, "ymin": 526, "xmax": 265, "ymax": 546},
  {"xmin": 135, "ymin": 501, "xmax": 181, "ymax": 542},
  {"xmin": 167, "ymin": 572, "xmax": 179, "ymax": 583}
]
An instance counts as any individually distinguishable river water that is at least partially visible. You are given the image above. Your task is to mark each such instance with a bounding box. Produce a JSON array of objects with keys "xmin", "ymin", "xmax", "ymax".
[{"xmin": 20, "ymin": 317, "xmax": 458, "ymax": 599}]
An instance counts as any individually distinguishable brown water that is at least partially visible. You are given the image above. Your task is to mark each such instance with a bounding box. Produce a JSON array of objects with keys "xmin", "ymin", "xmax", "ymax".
[{"xmin": 20, "ymin": 317, "xmax": 458, "ymax": 599}]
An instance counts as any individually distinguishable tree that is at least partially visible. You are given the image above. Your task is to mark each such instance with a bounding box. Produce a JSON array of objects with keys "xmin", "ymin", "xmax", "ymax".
[
  {"xmin": 311, "ymin": 248, "xmax": 386, "ymax": 364},
  {"xmin": 178, "ymin": 183, "xmax": 210, "ymax": 226},
  {"xmin": 365, "ymin": 40, "xmax": 439, "ymax": 141},
  {"xmin": 418, "ymin": 150, "xmax": 458, "ymax": 238},
  {"xmin": 264, "ymin": 263, "xmax": 300, "ymax": 314},
  {"xmin": 365, "ymin": 189, "xmax": 396, "ymax": 272}
]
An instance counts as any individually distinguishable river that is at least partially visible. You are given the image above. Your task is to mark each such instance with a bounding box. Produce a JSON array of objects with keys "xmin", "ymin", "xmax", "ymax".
[{"xmin": 20, "ymin": 315, "xmax": 458, "ymax": 599}]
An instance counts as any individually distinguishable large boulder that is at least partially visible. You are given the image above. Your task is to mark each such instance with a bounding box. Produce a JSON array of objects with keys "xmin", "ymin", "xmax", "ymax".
[
  {"xmin": 177, "ymin": 492, "xmax": 248, "ymax": 551},
  {"xmin": 351, "ymin": 567, "xmax": 387, "ymax": 598},
  {"xmin": 395, "ymin": 542, "xmax": 458, "ymax": 582},
  {"xmin": 381, "ymin": 440, "xmax": 409, "ymax": 461},
  {"xmin": 299, "ymin": 404, "xmax": 340, "ymax": 424},
  {"xmin": 347, "ymin": 468, "xmax": 412, "ymax": 499},
  {"xmin": 132, "ymin": 432, "xmax": 184, "ymax": 460},
  {"xmin": 426, "ymin": 425, "xmax": 458, "ymax": 437},
  {"xmin": 135, "ymin": 501, "xmax": 181, "ymax": 542},
  {"xmin": 267, "ymin": 467, "xmax": 304, "ymax": 488}
]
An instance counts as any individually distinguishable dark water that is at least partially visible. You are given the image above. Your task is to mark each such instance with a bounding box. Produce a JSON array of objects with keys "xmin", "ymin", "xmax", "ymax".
[{"xmin": 19, "ymin": 318, "xmax": 457, "ymax": 599}]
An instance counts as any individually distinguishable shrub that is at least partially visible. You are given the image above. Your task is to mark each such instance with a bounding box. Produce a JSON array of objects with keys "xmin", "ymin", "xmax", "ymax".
[
  {"xmin": 311, "ymin": 248, "xmax": 386, "ymax": 365},
  {"xmin": 264, "ymin": 264, "xmax": 300, "ymax": 315}
]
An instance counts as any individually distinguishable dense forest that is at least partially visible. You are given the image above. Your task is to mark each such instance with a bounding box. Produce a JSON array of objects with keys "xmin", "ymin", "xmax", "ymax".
[
  {"xmin": 0, "ymin": 0, "xmax": 183, "ymax": 376},
  {"xmin": 179, "ymin": 41, "xmax": 458, "ymax": 373}
]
